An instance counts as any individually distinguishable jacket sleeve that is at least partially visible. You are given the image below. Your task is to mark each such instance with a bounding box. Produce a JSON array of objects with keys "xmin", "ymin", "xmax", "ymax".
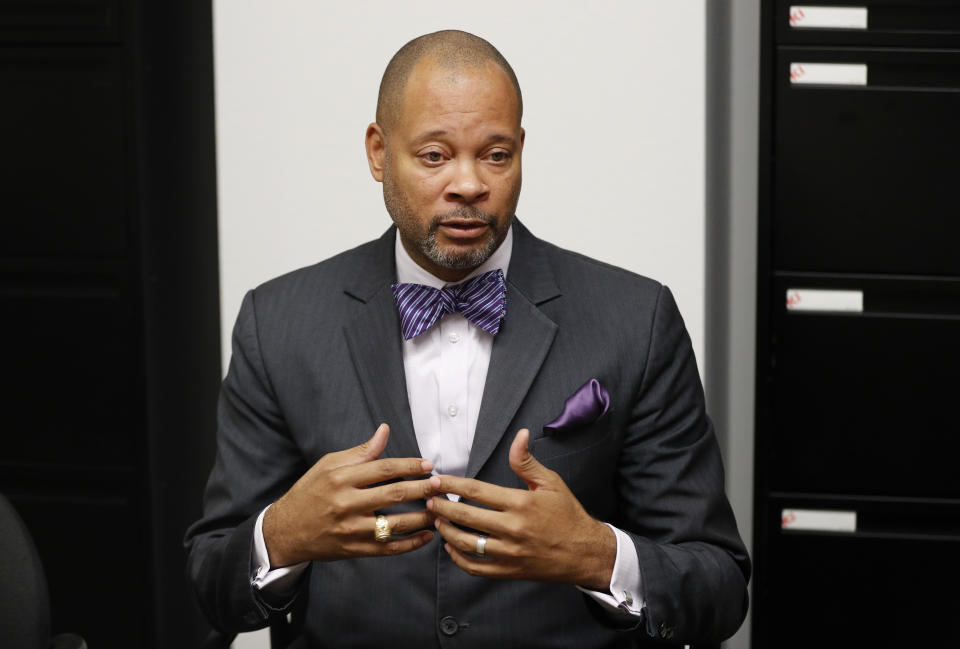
[
  {"xmin": 613, "ymin": 284, "xmax": 751, "ymax": 644},
  {"xmin": 183, "ymin": 290, "xmax": 310, "ymax": 632}
]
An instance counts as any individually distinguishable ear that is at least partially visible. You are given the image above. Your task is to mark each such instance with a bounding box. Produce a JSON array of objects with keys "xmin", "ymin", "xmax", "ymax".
[
  {"xmin": 519, "ymin": 127, "xmax": 525, "ymax": 150},
  {"xmin": 365, "ymin": 122, "xmax": 386, "ymax": 182}
]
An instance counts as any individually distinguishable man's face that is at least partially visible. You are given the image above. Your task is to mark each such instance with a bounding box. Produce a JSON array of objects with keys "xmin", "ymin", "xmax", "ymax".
[{"xmin": 366, "ymin": 60, "xmax": 524, "ymax": 282}]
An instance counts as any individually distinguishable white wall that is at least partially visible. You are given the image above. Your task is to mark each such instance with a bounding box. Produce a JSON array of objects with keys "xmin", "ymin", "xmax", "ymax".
[
  {"xmin": 213, "ymin": 2, "xmax": 707, "ymax": 647},
  {"xmin": 215, "ymin": 0, "xmax": 706, "ymax": 371}
]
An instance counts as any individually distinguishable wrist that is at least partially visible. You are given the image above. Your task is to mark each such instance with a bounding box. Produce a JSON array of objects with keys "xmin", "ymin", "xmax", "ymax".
[
  {"xmin": 577, "ymin": 520, "xmax": 617, "ymax": 591},
  {"xmin": 263, "ymin": 501, "xmax": 295, "ymax": 568}
]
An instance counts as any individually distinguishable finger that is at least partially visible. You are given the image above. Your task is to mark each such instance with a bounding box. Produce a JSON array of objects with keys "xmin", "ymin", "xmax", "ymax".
[
  {"xmin": 343, "ymin": 456, "xmax": 434, "ymax": 489},
  {"xmin": 390, "ymin": 510, "xmax": 437, "ymax": 535},
  {"xmin": 352, "ymin": 476, "xmax": 437, "ymax": 511},
  {"xmin": 434, "ymin": 517, "xmax": 498, "ymax": 557},
  {"xmin": 445, "ymin": 543, "xmax": 504, "ymax": 579},
  {"xmin": 355, "ymin": 510, "xmax": 435, "ymax": 537},
  {"xmin": 353, "ymin": 422, "xmax": 391, "ymax": 463},
  {"xmin": 323, "ymin": 423, "xmax": 391, "ymax": 471},
  {"xmin": 349, "ymin": 530, "xmax": 436, "ymax": 557},
  {"xmin": 508, "ymin": 429, "xmax": 552, "ymax": 490},
  {"xmin": 428, "ymin": 496, "xmax": 506, "ymax": 536},
  {"xmin": 428, "ymin": 474, "xmax": 518, "ymax": 510}
]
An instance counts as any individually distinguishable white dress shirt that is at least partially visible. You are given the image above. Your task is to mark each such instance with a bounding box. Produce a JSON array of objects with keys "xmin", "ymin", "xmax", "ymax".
[{"xmin": 251, "ymin": 225, "xmax": 643, "ymax": 617}]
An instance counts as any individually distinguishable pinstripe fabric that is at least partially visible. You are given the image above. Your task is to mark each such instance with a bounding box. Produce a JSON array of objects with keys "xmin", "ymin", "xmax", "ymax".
[{"xmin": 391, "ymin": 269, "xmax": 506, "ymax": 340}]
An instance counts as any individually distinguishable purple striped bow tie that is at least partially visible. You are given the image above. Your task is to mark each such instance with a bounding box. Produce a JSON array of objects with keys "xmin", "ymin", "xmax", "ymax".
[{"xmin": 392, "ymin": 269, "xmax": 507, "ymax": 340}]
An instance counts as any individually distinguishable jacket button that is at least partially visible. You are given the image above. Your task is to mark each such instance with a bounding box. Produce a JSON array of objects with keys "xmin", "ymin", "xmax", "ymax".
[{"xmin": 439, "ymin": 616, "xmax": 459, "ymax": 636}]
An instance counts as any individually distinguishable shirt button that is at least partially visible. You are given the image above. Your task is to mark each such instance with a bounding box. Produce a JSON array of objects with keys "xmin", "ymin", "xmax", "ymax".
[
  {"xmin": 447, "ymin": 404, "xmax": 459, "ymax": 417},
  {"xmin": 448, "ymin": 332, "xmax": 460, "ymax": 343}
]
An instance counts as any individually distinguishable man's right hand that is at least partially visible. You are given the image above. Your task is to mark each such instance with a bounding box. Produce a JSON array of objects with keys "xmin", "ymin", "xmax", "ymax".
[{"xmin": 262, "ymin": 423, "xmax": 437, "ymax": 567}]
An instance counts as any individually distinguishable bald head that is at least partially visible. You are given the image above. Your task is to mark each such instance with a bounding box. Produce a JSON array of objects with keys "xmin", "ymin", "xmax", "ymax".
[{"xmin": 376, "ymin": 30, "xmax": 523, "ymax": 134}]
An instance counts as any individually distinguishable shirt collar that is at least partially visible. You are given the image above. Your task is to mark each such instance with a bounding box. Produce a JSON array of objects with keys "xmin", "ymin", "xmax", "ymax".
[{"xmin": 394, "ymin": 225, "xmax": 513, "ymax": 289}]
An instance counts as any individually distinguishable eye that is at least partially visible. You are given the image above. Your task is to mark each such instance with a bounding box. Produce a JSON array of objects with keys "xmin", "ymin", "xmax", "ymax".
[
  {"xmin": 487, "ymin": 150, "xmax": 510, "ymax": 163},
  {"xmin": 420, "ymin": 151, "xmax": 445, "ymax": 165}
]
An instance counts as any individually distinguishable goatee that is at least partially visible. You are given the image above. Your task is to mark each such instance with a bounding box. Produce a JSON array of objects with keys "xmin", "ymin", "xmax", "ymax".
[{"xmin": 420, "ymin": 207, "xmax": 502, "ymax": 269}]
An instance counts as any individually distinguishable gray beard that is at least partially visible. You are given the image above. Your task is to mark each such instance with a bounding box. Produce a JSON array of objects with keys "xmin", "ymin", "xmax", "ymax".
[
  {"xmin": 418, "ymin": 221, "xmax": 502, "ymax": 269},
  {"xmin": 382, "ymin": 163, "xmax": 512, "ymax": 271}
]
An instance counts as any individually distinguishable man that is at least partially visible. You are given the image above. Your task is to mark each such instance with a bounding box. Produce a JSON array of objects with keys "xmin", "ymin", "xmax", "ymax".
[{"xmin": 185, "ymin": 30, "xmax": 749, "ymax": 648}]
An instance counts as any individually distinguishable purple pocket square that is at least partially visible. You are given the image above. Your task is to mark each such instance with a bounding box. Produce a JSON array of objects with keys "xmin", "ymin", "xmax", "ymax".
[{"xmin": 543, "ymin": 378, "xmax": 611, "ymax": 435}]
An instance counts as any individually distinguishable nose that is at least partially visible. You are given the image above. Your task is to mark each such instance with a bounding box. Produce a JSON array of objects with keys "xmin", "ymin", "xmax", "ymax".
[{"xmin": 445, "ymin": 159, "xmax": 489, "ymax": 203}]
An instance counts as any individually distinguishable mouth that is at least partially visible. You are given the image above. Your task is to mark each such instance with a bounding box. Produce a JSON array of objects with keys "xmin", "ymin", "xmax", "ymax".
[{"xmin": 437, "ymin": 220, "xmax": 491, "ymax": 241}]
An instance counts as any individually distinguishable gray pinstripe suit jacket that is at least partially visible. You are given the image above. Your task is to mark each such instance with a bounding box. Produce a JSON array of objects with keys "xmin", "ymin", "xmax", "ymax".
[{"xmin": 184, "ymin": 220, "xmax": 750, "ymax": 648}]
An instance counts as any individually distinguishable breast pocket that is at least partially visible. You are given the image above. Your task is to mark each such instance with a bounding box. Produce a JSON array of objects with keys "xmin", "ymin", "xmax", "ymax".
[
  {"xmin": 530, "ymin": 419, "xmax": 619, "ymax": 496},
  {"xmin": 530, "ymin": 414, "xmax": 616, "ymax": 461}
]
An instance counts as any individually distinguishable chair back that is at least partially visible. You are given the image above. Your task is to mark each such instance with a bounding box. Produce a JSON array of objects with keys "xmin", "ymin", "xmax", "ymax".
[{"xmin": 0, "ymin": 493, "xmax": 51, "ymax": 649}]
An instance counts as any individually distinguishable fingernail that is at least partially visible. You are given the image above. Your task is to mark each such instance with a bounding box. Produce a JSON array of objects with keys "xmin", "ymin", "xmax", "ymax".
[
  {"xmin": 433, "ymin": 519, "xmax": 440, "ymax": 529},
  {"xmin": 444, "ymin": 543, "xmax": 451, "ymax": 554},
  {"xmin": 429, "ymin": 476, "xmax": 441, "ymax": 488},
  {"xmin": 426, "ymin": 497, "xmax": 434, "ymax": 510}
]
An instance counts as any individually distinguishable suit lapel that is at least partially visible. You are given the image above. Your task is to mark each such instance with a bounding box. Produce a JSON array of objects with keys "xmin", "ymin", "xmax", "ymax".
[
  {"xmin": 342, "ymin": 228, "xmax": 422, "ymax": 461},
  {"xmin": 341, "ymin": 221, "xmax": 561, "ymax": 471},
  {"xmin": 466, "ymin": 220, "xmax": 561, "ymax": 478}
]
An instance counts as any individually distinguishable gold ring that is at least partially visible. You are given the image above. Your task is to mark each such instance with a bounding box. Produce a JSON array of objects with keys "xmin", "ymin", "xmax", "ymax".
[{"xmin": 374, "ymin": 515, "xmax": 392, "ymax": 543}]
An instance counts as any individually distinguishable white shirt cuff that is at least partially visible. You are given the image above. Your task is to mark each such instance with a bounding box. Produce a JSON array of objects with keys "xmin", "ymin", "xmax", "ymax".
[
  {"xmin": 576, "ymin": 523, "xmax": 645, "ymax": 617},
  {"xmin": 251, "ymin": 505, "xmax": 310, "ymax": 594}
]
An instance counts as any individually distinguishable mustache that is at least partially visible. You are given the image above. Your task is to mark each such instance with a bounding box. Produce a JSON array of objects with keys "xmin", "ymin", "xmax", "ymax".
[{"xmin": 428, "ymin": 207, "xmax": 497, "ymax": 229}]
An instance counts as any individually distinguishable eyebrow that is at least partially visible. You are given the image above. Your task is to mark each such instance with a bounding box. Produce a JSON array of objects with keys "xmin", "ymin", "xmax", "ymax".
[
  {"xmin": 484, "ymin": 133, "xmax": 517, "ymax": 146},
  {"xmin": 414, "ymin": 129, "xmax": 450, "ymax": 141},
  {"xmin": 412, "ymin": 130, "xmax": 517, "ymax": 146}
]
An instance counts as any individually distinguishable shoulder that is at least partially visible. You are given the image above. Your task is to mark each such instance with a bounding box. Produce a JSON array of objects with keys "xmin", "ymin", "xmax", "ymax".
[
  {"xmin": 235, "ymin": 233, "xmax": 391, "ymax": 337},
  {"xmin": 550, "ymin": 241, "xmax": 661, "ymax": 289},
  {"xmin": 526, "ymin": 230, "xmax": 666, "ymax": 311},
  {"xmin": 250, "ymin": 235, "xmax": 387, "ymax": 305},
  {"xmin": 512, "ymin": 225, "xmax": 687, "ymax": 349}
]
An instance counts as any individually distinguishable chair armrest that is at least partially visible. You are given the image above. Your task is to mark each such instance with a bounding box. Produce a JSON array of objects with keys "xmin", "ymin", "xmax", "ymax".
[{"xmin": 49, "ymin": 633, "xmax": 87, "ymax": 649}]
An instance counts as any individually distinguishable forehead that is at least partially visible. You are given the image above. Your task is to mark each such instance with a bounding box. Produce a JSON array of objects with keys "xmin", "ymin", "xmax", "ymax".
[{"xmin": 395, "ymin": 59, "xmax": 521, "ymax": 138}]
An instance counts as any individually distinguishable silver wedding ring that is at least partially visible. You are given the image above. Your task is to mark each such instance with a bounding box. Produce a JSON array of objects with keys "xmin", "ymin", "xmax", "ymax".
[{"xmin": 475, "ymin": 534, "xmax": 487, "ymax": 556}]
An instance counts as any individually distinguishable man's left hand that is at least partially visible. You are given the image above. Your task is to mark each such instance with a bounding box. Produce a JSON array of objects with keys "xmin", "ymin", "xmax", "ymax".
[{"xmin": 428, "ymin": 428, "xmax": 617, "ymax": 591}]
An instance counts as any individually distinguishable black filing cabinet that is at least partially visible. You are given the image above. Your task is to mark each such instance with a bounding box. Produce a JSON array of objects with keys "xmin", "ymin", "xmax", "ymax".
[{"xmin": 755, "ymin": 2, "xmax": 960, "ymax": 646}]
